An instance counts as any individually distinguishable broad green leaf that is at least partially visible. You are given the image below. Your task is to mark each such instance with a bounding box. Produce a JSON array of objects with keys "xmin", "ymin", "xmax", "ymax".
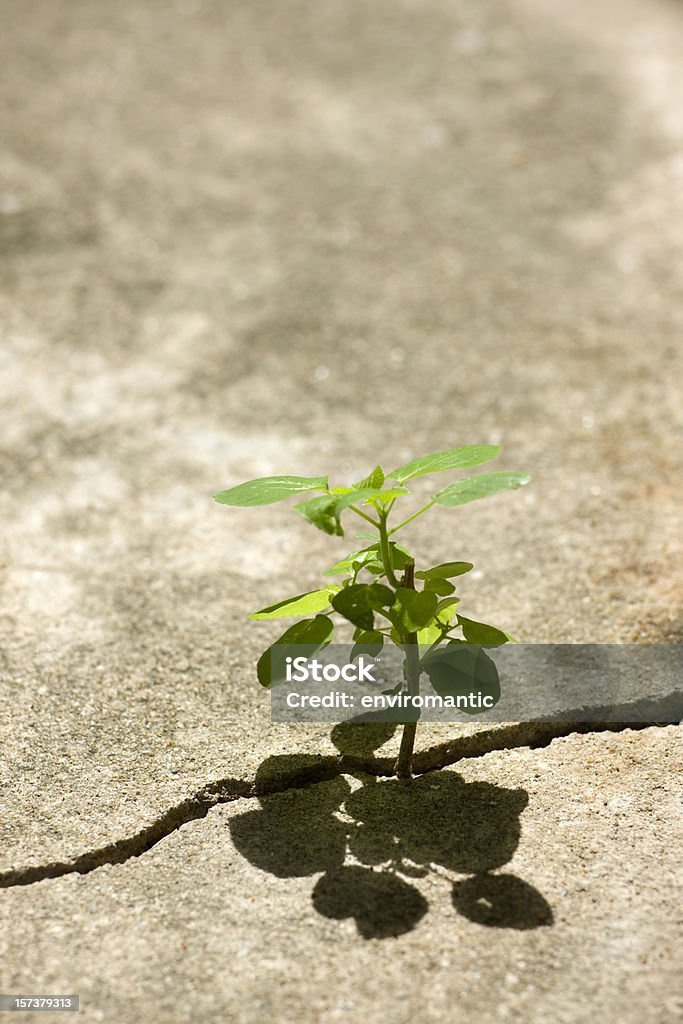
[
  {"xmin": 424, "ymin": 645, "xmax": 500, "ymax": 711},
  {"xmin": 351, "ymin": 629, "xmax": 384, "ymax": 660},
  {"xmin": 387, "ymin": 445, "xmax": 500, "ymax": 485},
  {"xmin": 392, "ymin": 587, "xmax": 438, "ymax": 632},
  {"xmin": 296, "ymin": 494, "xmax": 345, "ymax": 536},
  {"xmin": 331, "ymin": 582, "xmax": 394, "ymax": 630},
  {"xmin": 416, "ymin": 561, "xmax": 473, "ymax": 580},
  {"xmin": 424, "ymin": 578, "xmax": 456, "ymax": 597},
  {"xmin": 457, "ymin": 614, "xmax": 509, "ymax": 646},
  {"xmin": 214, "ymin": 475, "xmax": 327, "ymax": 507},
  {"xmin": 250, "ymin": 586, "xmax": 339, "ymax": 620},
  {"xmin": 422, "ymin": 644, "xmax": 500, "ymax": 712},
  {"xmin": 433, "ymin": 471, "xmax": 530, "ymax": 507},
  {"xmin": 355, "ymin": 465, "xmax": 385, "ymax": 489},
  {"xmin": 256, "ymin": 614, "xmax": 334, "ymax": 688}
]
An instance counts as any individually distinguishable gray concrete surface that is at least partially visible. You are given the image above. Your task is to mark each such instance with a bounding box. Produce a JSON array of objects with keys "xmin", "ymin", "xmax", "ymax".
[
  {"xmin": 1, "ymin": 729, "xmax": 681, "ymax": 1024},
  {"xmin": 1, "ymin": 0, "xmax": 682, "ymax": 1020}
]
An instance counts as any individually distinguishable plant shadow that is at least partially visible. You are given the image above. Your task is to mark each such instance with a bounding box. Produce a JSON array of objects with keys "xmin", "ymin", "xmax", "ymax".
[{"xmin": 229, "ymin": 723, "xmax": 553, "ymax": 939}]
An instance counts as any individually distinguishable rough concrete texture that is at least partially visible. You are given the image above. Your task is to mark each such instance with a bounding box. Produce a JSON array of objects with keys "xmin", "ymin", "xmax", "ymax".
[
  {"xmin": 1, "ymin": 0, "xmax": 682, "ymax": 1019},
  {"xmin": 1, "ymin": 729, "xmax": 681, "ymax": 1024}
]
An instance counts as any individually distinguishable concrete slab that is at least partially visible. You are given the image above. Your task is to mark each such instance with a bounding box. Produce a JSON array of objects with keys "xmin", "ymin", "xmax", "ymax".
[
  {"xmin": 1, "ymin": 728, "xmax": 680, "ymax": 1024},
  {"xmin": 1, "ymin": 0, "xmax": 682, "ymax": 1009}
]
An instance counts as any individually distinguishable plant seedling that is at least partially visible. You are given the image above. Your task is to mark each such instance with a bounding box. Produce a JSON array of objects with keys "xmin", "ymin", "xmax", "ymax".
[{"xmin": 214, "ymin": 445, "xmax": 529, "ymax": 778}]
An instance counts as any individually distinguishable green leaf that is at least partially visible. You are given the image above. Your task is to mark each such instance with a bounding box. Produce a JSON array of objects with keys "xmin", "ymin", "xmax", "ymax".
[
  {"xmin": 416, "ymin": 622, "xmax": 445, "ymax": 644},
  {"xmin": 250, "ymin": 586, "xmax": 340, "ymax": 620},
  {"xmin": 331, "ymin": 583, "xmax": 394, "ymax": 630},
  {"xmin": 362, "ymin": 485, "xmax": 411, "ymax": 505},
  {"xmin": 323, "ymin": 540, "xmax": 411, "ymax": 578},
  {"xmin": 213, "ymin": 475, "xmax": 328, "ymax": 507},
  {"xmin": 416, "ymin": 561, "xmax": 473, "ymax": 580},
  {"xmin": 422, "ymin": 644, "xmax": 500, "ymax": 713},
  {"xmin": 323, "ymin": 545, "xmax": 378, "ymax": 576},
  {"xmin": 457, "ymin": 615, "xmax": 509, "ymax": 646},
  {"xmin": 256, "ymin": 615, "xmax": 334, "ymax": 688},
  {"xmin": 296, "ymin": 487, "xmax": 383, "ymax": 537},
  {"xmin": 363, "ymin": 560, "xmax": 386, "ymax": 575},
  {"xmin": 389, "ymin": 542, "xmax": 413, "ymax": 570},
  {"xmin": 415, "ymin": 592, "xmax": 460, "ymax": 642},
  {"xmin": 355, "ymin": 465, "xmax": 385, "ymax": 489},
  {"xmin": 387, "ymin": 445, "xmax": 500, "ymax": 485},
  {"xmin": 351, "ymin": 630, "xmax": 384, "ymax": 660},
  {"xmin": 392, "ymin": 588, "xmax": 438, "ymax": 632},
  {"xmin": 295, "ymin": 494, "xmax": 345, "ymax": 536},
  {"xmin": 424, "ymin": 578, "xmax": 456, "ymax": 596},
  {"xmin": 436, "ymin": 596, "xmax": 460, "ymax": 621},
  {"xmin": 433, "ymin": 471, "xmax": 530, "ymax": 507}
]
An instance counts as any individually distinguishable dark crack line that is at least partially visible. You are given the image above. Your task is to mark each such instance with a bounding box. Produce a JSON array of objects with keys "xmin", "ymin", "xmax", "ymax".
[{"xmin": 1, "ymin": 701, "xmax": 678, "ymax": 890}]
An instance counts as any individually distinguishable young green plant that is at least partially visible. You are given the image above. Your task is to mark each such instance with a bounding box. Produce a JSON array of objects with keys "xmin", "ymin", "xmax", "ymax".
[{"xmin": 214, "ymin": 444, "xmax": 529, "ymax": 778}]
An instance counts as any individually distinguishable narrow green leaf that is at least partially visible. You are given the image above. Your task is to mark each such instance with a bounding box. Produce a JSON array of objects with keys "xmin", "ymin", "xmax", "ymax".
[
  {"xmin": 250, "ymin": 586, "xmax": 340, "ymax": 620},
  {"xmin": 457, "ymin": 615, "xmax": 509, "ymax": 646},
  {"xmin": 416, "ymin": 561, "xmax": 474, "ymax": 580},
  {"xmin": 213, "ymin": 475, "xmax": 328, "ymax": 507},
  {"xmin": 331, "ymin": 583, "xmax": 394, "ymax": 630},
  {"xmin": 387, "ymin": 445, "xmax": 500, "ymax": 485},
  {"xmin": 433, "ymin": 471, "xmax": 530, "ymax": 507},
  {"xmin": 256, "ymin": 615, "xmax": 334, "ymax": 688},
  {"xmin": 392, "ymin": 588, "xmax": 438, "ymax": 632}
]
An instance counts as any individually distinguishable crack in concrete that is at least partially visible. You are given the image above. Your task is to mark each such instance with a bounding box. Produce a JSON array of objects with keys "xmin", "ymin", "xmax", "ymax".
[{"xmin": 1, "ymin": 701, "xmax": 677, "ymax": 890}]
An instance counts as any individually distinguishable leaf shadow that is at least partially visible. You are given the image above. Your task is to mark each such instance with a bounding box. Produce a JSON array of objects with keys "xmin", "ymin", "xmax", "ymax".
[{"xmin": 229, "ymin": 724, "xmax": 553, "ymax": 939}]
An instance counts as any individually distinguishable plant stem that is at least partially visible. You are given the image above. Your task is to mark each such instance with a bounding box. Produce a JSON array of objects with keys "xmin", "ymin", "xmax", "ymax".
[
  {"xmin": 388, "ymin": 501, "xmax": 435, "ymax": 535},
  {"xmin": 348, "ymin": 505, "xmax": 380, "ymax": 527},
  {"xmin": 395, "ymin": 559, "xmax": 420, "ymax": 780},
  {"xmin": 378, "ymin": 512, "xmax": 401, "ymax": 588}
]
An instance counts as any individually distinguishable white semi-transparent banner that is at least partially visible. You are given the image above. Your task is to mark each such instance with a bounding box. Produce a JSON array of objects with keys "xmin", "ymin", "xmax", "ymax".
[{"xmin": 267, "ymin": 643, "xmax": 682, "ymax": 723}]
